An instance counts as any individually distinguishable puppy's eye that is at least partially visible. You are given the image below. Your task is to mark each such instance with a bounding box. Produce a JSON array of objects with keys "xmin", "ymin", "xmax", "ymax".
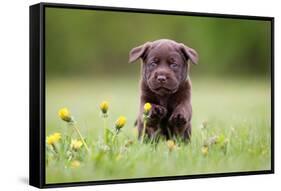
[
  {"xmin": 149, "ymin": 62, "xmax": 158, "ymax": 68},
  {"xmin": 170, "ymin": 63, "xmax": 179, "ymax": 69}
]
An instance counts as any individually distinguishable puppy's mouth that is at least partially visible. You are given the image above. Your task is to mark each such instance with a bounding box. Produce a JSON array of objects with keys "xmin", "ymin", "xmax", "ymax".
[
  {"xmin": 155, "ymin": 87, "xmax": 172, "ymax": 92},
  {"xmin": 152, "ymin": 86, "xmax": 177, "ymax": 95},
  {"xmin": 147, "ymin": 79, "xmax": 179, "ymax": 95}
]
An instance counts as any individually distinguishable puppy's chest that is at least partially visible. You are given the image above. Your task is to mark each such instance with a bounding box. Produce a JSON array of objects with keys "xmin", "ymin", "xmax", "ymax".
[
  {"xmin": 158, "ymin": 97, "xmax": 168, "ymax": 108},
  {"xmin": 157, "ymin": 96, "xmax": 176, "ymax": 115}
]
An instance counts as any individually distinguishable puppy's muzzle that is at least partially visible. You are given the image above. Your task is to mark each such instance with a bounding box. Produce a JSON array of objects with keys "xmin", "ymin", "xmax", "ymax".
[
  {"xmin": 154, "ymin": 71, "xmax": 169, "ymax": 84},
  {"xmin": 156, "ymin": 75, "xmax": 167, "ymax": 83}
]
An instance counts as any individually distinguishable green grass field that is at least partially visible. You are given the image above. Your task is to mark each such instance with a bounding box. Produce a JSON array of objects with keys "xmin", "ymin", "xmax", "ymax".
[{"xmin": 45, "ymin": 76, "xmax": 271, "ymax": 184}]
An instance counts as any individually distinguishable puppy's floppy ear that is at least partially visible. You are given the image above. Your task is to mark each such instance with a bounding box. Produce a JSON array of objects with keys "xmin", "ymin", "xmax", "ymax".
[
  {"xmin": 129, "ymin": 42, "xmax": 151, "ymax": 63},
  {"xmin": 179, "ymin": 43, "xmax": 199, "ymax": 64}
]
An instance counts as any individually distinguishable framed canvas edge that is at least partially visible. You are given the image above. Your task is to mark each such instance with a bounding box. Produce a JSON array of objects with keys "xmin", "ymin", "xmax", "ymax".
[
  {"xmin": 29, "ymin": 2, "xmax": 275, "ymax": 189},
  {"xmin": 41, "ymin": 170, "xmax": 273, "ymax": 189},
  {"xmin": 29, "ymin": 3, "xmax": 45, "ymax": 189}
]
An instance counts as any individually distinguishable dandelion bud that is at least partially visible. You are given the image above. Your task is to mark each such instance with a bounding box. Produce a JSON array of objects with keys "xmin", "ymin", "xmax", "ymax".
[
  {"xmin": 100, "ymin": 101, "xmax": 109, "ymax": 114},
  {"xmin": 58, "ymin": 107, "xmax": 72, "ymax": 122},
  {"xmin": 143, "ymin": 102, "xmax": 152, "ymax": 115},
  {"xmin": 70, "ymin": 160, "xmax": 81, "ymax": 168},
  {"xmin": 115, "ymin": 116, "xmax": 126, "ymax": 130},
  {"xmin": 200, "ymin": 120, "xmax": 208, "ymax": 129},
  {"xmin": 125, "ymin": 139, "xmax": 134, "ymax": 147},
  {"xmin": 167, "ymin": 140, "xmax": 176, "ymax": 151},
  {"xmin": 46, "ymin": 132, "xmax": 61, "ymax": 145},
  {"xmin": 201, "ymin": 146, "xmax": 209, "ymax": 156},
  {"xmin": 71, "ymin": 139, "xmax": 83, "ymax": 150}
]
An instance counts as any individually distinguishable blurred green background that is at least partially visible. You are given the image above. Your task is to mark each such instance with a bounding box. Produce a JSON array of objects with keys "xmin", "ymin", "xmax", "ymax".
[
  {"xmin": 46, "ymin": 8, "xmax": 271, "ymax": 78},
  {"xmin": 45, "ymin": 7, "xmax": 271, "ymax": 183}
]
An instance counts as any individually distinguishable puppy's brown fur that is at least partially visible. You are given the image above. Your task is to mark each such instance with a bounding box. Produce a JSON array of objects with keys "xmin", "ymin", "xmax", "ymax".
[{"xmin": 129, "ymin": 39, "xmax": 198, "ymax": 141}]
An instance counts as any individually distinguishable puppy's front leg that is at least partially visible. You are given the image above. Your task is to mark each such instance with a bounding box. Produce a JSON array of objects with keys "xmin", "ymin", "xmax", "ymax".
[
  {"xmin": 138, "ymin": 104, "xmax": 167, "ymax": 139},
  {"xmin": 169, "ymin": 103, "xmax": 192, "ymax": 141},
  {"xmin": 148, "ymin": 104, "xmax": 167, "ymax": 123}
]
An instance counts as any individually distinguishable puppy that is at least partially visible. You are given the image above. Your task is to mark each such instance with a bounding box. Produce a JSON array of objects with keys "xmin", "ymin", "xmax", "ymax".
[{"xmin": 129, "ymin": 39, "xmax": 198, "ymax": 141}]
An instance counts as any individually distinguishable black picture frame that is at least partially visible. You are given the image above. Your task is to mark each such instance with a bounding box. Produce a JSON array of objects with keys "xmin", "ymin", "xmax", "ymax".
[{"xmin": 29, "ymin": 2, "xmax": 275, "ymax": 188}]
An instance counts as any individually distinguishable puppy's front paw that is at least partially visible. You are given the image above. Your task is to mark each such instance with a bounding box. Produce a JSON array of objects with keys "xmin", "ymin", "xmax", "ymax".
[
  {"xmin": 150, "ymin": 105, "xmax": 167, "ymax": 119},
  {"xmin": 169, "ymin": 112, "xmax": 187, "ymax": 127}
]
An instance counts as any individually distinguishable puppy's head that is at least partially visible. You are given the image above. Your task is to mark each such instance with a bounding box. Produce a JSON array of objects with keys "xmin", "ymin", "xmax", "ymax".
[{"xmin": 129, "ymin": 39, "xmax": 198, "ymax": 96}]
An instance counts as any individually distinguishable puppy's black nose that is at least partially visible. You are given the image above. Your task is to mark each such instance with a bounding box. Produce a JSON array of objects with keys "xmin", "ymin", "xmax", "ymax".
[{"xmin": 157, "ymin": 75, "xmax": 167, "ymax": 83}]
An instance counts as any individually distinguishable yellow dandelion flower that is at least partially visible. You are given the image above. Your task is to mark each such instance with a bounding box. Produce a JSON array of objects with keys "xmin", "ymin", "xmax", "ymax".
[
  {"xmin": 100, "ymin": 101, "xmax": 109, "ymax": 114},
  {"xmin": 167, "ymin": 140, "xmax": 176, "ymax": 151},
  {"xmin": 143, "ymin": 102, "xmax": 152, "ymax": 115},
  {"xmin": 46, "ymin": 132, "xmax": 61, "ymax": 145},
  {"xmin": 201, "ymin": 146, "xmax": 208, "ymax": 156},
  {"xmin": 70, "ymin": 160, "xmax": 80, "ymax": 168},
  {"xmin": 58, "ymin": 107, "xmax": 72, "ymax": 122},
  {"xmin": 71, "ymin": 139, "xmax": 83, "ymax": 150},
  {"xmin": 115, "ymin": 116, "xmax": 126, "ymax": 130}
]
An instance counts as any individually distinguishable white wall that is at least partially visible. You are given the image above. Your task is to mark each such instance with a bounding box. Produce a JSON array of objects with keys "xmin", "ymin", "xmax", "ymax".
[{"xmin": 0, "ymin": 0, "xmax": 279, "ymax": 190}]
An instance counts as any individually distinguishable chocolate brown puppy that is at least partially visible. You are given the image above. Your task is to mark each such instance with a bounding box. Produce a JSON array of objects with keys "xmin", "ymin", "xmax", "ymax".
[{"xmin": 129, "ymin": 39, "xmax": 198, "ymax": 141}]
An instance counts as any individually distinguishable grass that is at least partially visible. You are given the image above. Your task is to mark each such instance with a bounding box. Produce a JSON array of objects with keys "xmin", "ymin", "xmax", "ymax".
[{"xmin": 45, "ymin": 76, "xmax": 271, "ymax": 184}]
